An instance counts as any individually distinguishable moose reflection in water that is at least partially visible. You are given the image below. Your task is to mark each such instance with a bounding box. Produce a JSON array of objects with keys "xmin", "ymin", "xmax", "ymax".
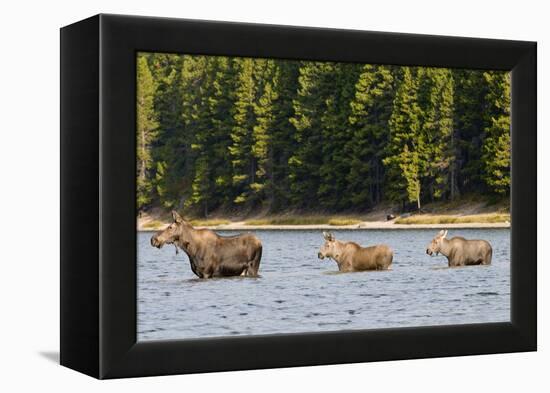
[
  {"xmin": 317, "ymin": 231, "xmax": 393, "ymax": 272},
  {"xmin": 426, "ymin": 230, "xmax": 492, "ymax": 267},
  {"xmin": 150, "ymin": 211, "xmax": 262, "ymax": 278}
]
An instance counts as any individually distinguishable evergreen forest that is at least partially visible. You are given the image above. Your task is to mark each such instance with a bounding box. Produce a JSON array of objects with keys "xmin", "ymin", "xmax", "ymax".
[{"xmin": 137, "ymin": 52, "xmax": 510, "ymax": 217}]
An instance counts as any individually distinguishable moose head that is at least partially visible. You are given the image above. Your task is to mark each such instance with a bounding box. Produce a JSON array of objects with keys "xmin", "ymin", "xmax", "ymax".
[
  {"xmin": 426, "ymin": 229, "xmax": 448, "ymax": 256},
  {"xmin": 150, "ymin": 211, "xmax": 191, "ymax": 249},
  {"xmin": 318, "ymin": 231, "xmax": 340, "ymax": 260}
]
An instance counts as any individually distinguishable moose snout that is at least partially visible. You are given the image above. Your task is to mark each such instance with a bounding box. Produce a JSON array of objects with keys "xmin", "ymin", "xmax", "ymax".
[
  {"xmin": 318, "ymin": 252, "xmax": 324, "ymax": 259},
  {"xmin": 151, "ymin": 235, "xmax": 161, "ymax": 248},
  {"xmin": 426, "ymin": 249, "xmax": 432, "ymax": 255}
]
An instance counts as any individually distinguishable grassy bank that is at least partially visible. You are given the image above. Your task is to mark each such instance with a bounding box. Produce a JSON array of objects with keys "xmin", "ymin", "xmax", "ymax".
[
  {"xmin": 142, "ymin": 218, "xmax": 231, "ymax": 228},
  {"xmin": 138, "ymin": 196, "xmax": 510, "ymax": 230},
  {"xmin": 245, "ymin": 216, "xmax": 363, "ymax": 226},
  {"xmin": 190, "ymin": 219, "xmax": 231, "ymax": 226},
  {"xmin": 395, "ymin": 213, "xmax": 510, "ymax": 225}
]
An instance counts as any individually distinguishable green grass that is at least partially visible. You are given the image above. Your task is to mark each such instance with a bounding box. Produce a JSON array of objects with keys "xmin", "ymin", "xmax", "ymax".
[
  {"xmin": 395, "ymin": 213, "xmax": 510, "ymax": 225},
  {"xmin": 189, "ymin": 219, "xmax": 231, "ymax": 226},
  {"xmin": 328, "ymin": 218, "xmax": 363, "ymax": 226},
  {"xmin": 244, "ymin": 219, "xmax": 272, "ymax": 225},
  {"xmin": 245, "ymin": 216, "xmax": 363, "ymax": 226},
  {"xmin": 245, "ymin": 217, "xmax": 327, "ymax": 225},
  {"xmin": 143, "ymin": 209, "xmax": 510, "ymax": 228},
  {"xmin": 142, "ymin": 218, "xmax": 231, "ymax": 228}
]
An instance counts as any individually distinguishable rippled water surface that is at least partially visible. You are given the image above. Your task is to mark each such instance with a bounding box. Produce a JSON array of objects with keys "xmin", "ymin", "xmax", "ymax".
[{"xmin": 138, "ymin": 229, "xmax": 510, "ymax": 341}]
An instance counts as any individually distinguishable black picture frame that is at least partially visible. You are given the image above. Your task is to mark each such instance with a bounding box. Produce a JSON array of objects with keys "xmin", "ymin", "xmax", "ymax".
[{"xmin": 60, "ymin": 14, "xmax": 536, "ymax": 379}]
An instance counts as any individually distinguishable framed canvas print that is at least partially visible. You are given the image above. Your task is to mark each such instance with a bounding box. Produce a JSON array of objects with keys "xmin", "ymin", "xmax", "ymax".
[{"xmin": 60, "ymin": 14, "xmax": 536, "ymax": 379}]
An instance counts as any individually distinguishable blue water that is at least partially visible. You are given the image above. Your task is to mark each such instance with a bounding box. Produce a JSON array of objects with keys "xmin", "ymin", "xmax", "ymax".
[{"xmin": 137, "ymin": 228, "xmax": 510, "ymax": 341}]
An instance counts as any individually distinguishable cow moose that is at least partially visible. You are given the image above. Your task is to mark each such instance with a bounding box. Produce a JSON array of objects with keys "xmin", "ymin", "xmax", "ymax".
[{"xmin": 150, "ymin": 211, "xmax": 262, "ymax": 278}]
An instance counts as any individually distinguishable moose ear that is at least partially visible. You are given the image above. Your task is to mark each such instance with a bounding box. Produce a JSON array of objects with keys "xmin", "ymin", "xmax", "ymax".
[
  {"xmin": 172, "ymin": 210, "xmax": 183, "ymax": 223},
  {"xmin": 442, "ymin": 230, "xmax": 448, "ymax": 238},
  {"xmin": 438, "ymin": 229, "xmax": 445, "ymax": 237},
  {"xmin": 323, "ymin": 231, "xmax": 335, "ymax": 241}
]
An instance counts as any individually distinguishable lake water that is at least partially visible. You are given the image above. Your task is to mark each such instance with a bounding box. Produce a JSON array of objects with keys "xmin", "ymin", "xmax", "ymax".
[{"xmin": 137, "ymin": 228, "xmax": 510, "ymax": 341}]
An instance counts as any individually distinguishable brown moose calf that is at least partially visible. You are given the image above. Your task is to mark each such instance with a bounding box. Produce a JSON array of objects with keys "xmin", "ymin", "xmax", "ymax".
[
  {"xmin": 317, "ymin": 231, "xmax": 393, "ymax": 272},
  {"xmin": 426, "ymin": 230, "xmax": 492, "ymax": 267}
]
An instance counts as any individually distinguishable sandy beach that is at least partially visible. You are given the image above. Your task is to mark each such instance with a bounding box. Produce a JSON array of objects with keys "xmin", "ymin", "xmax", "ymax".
[{"xmin": 138, "ymin": 219, "xmax": 510, "ymax": 231}]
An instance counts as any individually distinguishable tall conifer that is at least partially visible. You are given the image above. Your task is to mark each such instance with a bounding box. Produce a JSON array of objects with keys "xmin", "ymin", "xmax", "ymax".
[{"xmin": 136, "ymin": 54, "xmax": 158, "ymax": 209}]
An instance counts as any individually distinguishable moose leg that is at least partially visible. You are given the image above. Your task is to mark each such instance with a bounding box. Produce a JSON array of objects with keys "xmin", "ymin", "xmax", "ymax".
[
  {"xmin": 482, "ymin": 249, "xmax": 492, "ymax": 265},
  {"xmin": 243, "ymin": 263, "xmax": 255, "ymax": 277},
  {"xmin": 245, "ymin": 247, "xmax": 262, "ymax": 277},
  {"xmin": 240, "ymin": 262, "xmax": 251, "ymax": 276},
  {"xmin": 201, "ymin": 264, "xmax": 215, "ymax": 279},
  {"xmin": 447, "ymin": 257, "xmax": 460, "ymax": 267}
]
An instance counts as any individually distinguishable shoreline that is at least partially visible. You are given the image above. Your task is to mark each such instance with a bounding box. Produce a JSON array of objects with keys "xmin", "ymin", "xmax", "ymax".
[{"xmin": 138, "ymin": 221, "xmax": 510, "ymax": 231}]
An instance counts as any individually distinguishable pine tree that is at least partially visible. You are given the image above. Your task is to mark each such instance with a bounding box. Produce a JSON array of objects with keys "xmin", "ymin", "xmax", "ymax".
[
  {"xmin": 452, "ymin": 69, "xmax": 489, "ymax": 193},
  {"xmin": 183, "ymin": 55, "xmax": 212, "ymax": 215},
  {"xmin": 417, "ymin": 68, "xmax": 456, "ymax": 201},
  {"xmin": 383, "ymin": 67, "xmax": 423, "ymax": 209},
  {"xmin": 288, "ymin": 61, "xmax": 334, "ymax": 209},
  {"xmin": 229, "ymin": 58, "xmax": 258, "ymax": 205},
  {"xmin": 208, "ymin": 56, "xmax": 237, "ymax": 208},
  {"xmin": 267, "ymin": 61, "xmax": 300, "ymax": 211},
  {"xmin": 186, "ymin": 56, "xmax": 236, "ymax": 216},
  {"xmin": 318, "ymin": 63, "xmax": 362, "ymax": 209},
  {"xmin": 136, "ymin": 54, "xmax": 158, "ymax": 209},
  {"xmin": 149, "ymin": 53, "xmax": 184, "ymax": 209},
  {"xmin": 482, "ymin": 71, "xmax": 511, "ymax": 195},
  {"xmin": 250, "ymin": 59, "xmax": 279, "ymax": 207},
  {"xmin": 346, "ymin": 64, "xmax": 396, "ymax": 207}
]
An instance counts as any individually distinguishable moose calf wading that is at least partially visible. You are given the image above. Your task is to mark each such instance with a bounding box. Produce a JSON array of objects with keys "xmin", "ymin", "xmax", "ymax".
[
  {"xmin": 426, "ymin": 230, "xmax": 492, "ymax": 267},
  {"xmin": 150, "ymin": 211, "xmax": 262, "ymax": 278},
  {"xmin": 317, "ymin": 231, "xmax": 393, "ymax": 272}
]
